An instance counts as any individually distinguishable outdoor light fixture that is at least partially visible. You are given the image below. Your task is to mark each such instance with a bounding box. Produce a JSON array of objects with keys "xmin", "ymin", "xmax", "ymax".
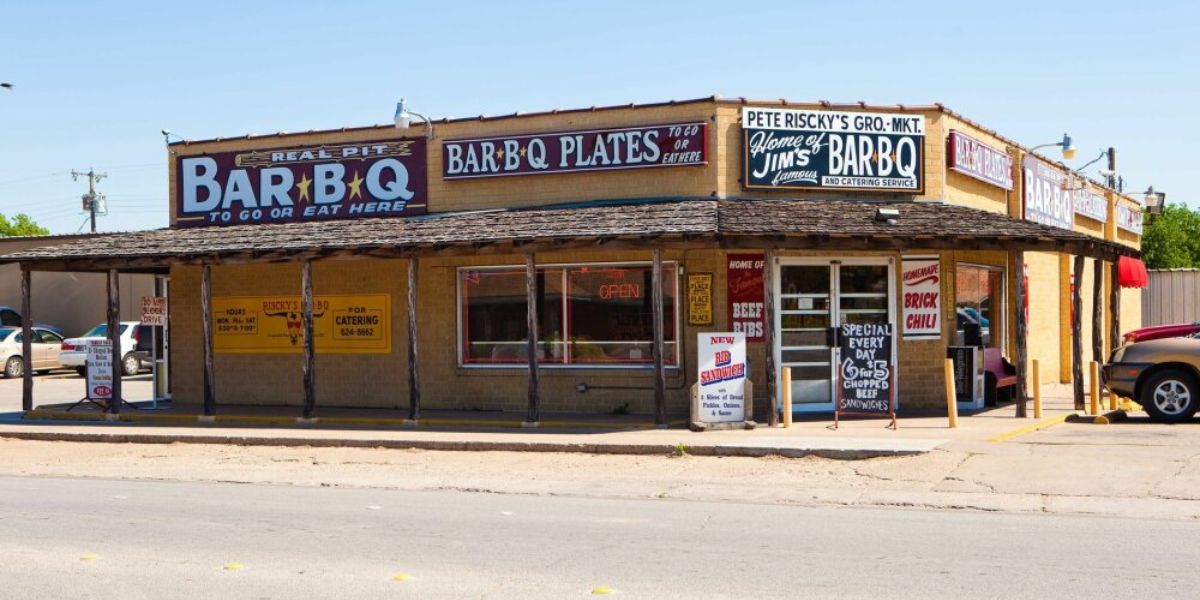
[
  {"xmin": 874, "ymin": 207, "xmax": 900, "ymax": 225},
  {"xmin": 394, "ymin": 98, "xmax": 435, "ymax": 139},
  {"xmin": 1031, "ymin": 133, "xmax": 1077, "ymax": 161},
  {"xmin": 160, "ymin": 129, "xmax": 186, "ymax": 145},
  {"xmin": 1143, "ymin": 186, "xmax": 1166, "ymax": 216}
]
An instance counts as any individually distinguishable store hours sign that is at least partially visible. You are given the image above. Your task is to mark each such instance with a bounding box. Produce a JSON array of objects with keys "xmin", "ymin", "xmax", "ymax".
[
  {"xmin": 175, "ymin": 137, "xmax": 427, "ymax": 227},
  {"xmin": 742, "ymin": 107, "xmax": 925, "ymax": 192}
]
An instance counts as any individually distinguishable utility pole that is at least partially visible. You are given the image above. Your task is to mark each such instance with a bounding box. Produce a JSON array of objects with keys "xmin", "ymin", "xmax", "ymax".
[{"xmin": 71, "ymin": 168, "xmax": 107, "ymax": 233}]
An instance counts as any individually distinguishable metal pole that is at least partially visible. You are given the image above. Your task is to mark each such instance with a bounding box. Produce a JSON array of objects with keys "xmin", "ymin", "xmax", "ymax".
[{"xmin": 20, "ymin": 267, "xmax": 32, "ymax": 412}]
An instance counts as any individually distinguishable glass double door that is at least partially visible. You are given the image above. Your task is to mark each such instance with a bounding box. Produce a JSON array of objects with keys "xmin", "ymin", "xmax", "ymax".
[{"xmin": 775, "ymin": 259, "xmax": 894, "ymax": 413}]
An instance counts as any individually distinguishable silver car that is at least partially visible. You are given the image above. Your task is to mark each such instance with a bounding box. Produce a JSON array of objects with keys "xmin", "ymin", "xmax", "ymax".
[{"xmin": 0, "ymin": 326, "xmax": 66, "ymax": 378}]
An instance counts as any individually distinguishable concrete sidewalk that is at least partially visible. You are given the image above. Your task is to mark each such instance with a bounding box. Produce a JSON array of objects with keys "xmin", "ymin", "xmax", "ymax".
[{"xmin": 0, "ymin": 383, "xmax": 1106, "ymax": 459}]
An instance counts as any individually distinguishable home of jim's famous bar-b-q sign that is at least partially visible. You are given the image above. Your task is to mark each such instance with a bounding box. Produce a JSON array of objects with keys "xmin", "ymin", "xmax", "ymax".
[
  {"xmin": 442, "ymin": 123, "xmax": 707, "ymax": 179},
  {"xmin": 742, "ymin": 107, "xmax": 925, "ymax": 192},
  {"xmin": 175, "ymin": 137, "xmax": 428, "ymax": 227}
]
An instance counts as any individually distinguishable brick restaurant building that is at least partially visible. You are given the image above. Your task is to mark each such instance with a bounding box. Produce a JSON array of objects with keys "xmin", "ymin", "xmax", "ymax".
[{"xmin": 2, "ymin": 97, "xmax": 1145, "ymax": 424}]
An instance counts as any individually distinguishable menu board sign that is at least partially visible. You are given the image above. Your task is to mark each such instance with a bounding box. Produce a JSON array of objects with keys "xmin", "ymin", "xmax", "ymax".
[
  {"xmin": 86, "ymin": 339, "xmax": 115, "ymax": 400},
  {"xmin": 697, "ymin": 332, "xmax": 748, "ymax": 423},
  {"xmin": 742, "ymin": 107, "xmax": 925, "ymax": 192},
  {"xmin": 837, "ymin": 322, "xmax": 895, "ymax": 425},
  {"xmin": 727, "ymin": 254, "xmax": 765, "ymax": 342}
]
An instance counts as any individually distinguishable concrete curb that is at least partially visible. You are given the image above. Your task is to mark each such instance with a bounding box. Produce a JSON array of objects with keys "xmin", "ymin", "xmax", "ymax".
[{"xmin": 0, "ymin": 429, "xmax": 932, "ymax": 460}]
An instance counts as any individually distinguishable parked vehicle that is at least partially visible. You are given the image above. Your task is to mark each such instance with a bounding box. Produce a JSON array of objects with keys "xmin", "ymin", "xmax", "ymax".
[
  {"xmin": 1122, "ymin": 322, "xmax": 1200, "ymax": 344},
  {"xmin": 59, "ymin": 321, "xmax": 153, "ymax": 377},
  {"xmin": 1104, "ymin": 334, "xmax": 1200, "ymax": 422},
  {"xmin": 0, "ymin": 306, "xmax": 64, "ymax": 336},
  {"xmin": 0, "ymin": 326, "xmax": 66, "ymax": 377}
]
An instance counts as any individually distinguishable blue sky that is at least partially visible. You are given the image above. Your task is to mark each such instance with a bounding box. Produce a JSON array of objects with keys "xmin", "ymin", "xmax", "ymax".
[{"xmin": 1, "ymin": 0, "xmax": 1196, "ymax": 234}]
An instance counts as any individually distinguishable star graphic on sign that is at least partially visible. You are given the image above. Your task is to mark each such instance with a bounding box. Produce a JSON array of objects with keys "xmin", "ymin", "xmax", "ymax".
[
  {"xmin": 347, "ymin": 171, "xmax": 364, "ymax": 200},
  {"xmin": 495, "ymin": 148, "xmax": 505, "ymax": 160},
  {"xmin": 519, "ymin": 146, "xmax": 527, "ymax": 157},
  {"xmin": 296, "ymin": 173, "xmax": 312, "ymax": 203}
]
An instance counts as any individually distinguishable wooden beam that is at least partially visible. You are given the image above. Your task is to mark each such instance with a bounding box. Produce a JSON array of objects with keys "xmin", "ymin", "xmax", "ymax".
[
  {"xmin": 1014, "ymin": 253, "xmax": 1028, "ymax": 418},
  {"xmin": 107, "ymin": 268, "xmax": 121, "ymax": 414},
  {"xmin": 1092, "ymin": 258, "xmax": 1104, "ymax": 364},
  {"xmin": 651, "ymin": 248, "xmax": 667, "ymax": 426},
  {"xmin": 524, "ymin": 252, "xmax": 540, "ymax": 424},
  {"xmin": 1110, "ymin": 259, "xmax": 1121, "ymax": 349},
  {"xmin": 301, "ymin": 260, "xmax": 316, "ymax": 419},
  {"xmin": 201, "ymin": 263, "xmax": 216, "ymax": 416},
  {"xmin": 407, "ymin": 255, "xmax": 421, "ymax": 421},
  {"xmin": 20, "ymin": 268, "xmax": 32, "ymax": 412},
  {"xmin": 764, "ymin": 248, "xmax": 777, "ymax": 427},
  {"xmin": 1071, "ymin": 254, "xmax": 1085, "ymax": 410}
]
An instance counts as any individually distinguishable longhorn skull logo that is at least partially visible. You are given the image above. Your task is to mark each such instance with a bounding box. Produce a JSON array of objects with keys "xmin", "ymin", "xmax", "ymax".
[{"xmin": 264, "ymin": 309, "xmax": 326, "ymax": 345}]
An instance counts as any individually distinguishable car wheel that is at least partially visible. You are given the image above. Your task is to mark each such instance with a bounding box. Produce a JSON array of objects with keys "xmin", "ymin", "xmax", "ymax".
[
  {"xmin": 75, "ymin": 367, "xmax": 87, "ymax": 377},
  {"xmin": 121, "ymin": 353, "xmax": 140, "ymax": 377},
  {"xmin": 4, "ymin": 356, "xmax": 23, "ymax": 378},
  {"xmin": 1140, "ymin": 369, "xmax": 1199, "ymax": 423}
]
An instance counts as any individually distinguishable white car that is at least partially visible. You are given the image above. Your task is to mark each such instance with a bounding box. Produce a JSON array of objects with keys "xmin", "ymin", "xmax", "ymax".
[
  {"xmin": 0, "ymin": 326, "xmax": 66, "ymax": 378},
  {"xmin": 60, "ymin": 321, "xmax": 153, "ymax": 377}
]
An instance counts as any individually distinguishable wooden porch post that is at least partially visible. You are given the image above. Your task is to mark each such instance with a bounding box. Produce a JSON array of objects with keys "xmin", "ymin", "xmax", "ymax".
[
  {"xmin": 764, "ymin": 248, "xmax": 778, "ymax": 427},
  {"xmin": 407, "ymin": 255, "xmax": 421, "ymax": 421},
  {"xmin": 20, "ymin": 267, "xmax": 32, "ymax": 412},
  {"xmin": 651, "ymin": 249, "xmax": 667, "ymax": 426},
  {"xmin": 107, "ymin": 268, "xmax": 121, "ymax": 414},
  {"xmin": 1092, "ymin": 258, "xmax": 1104, "ymax": 364},
  {"xmin": 524, "ymin": 252, "xmax": 540, "ymax": 425},
  {"xmin": 1110, "ymin": 259, "xmax": 1121, "ymax": 348},
  {"xmin": 301, "ymin": 260, "xmax": 316, "ymax": 420},
  {"xmin": 201, "ymin": 263, "xmax": 216, "ymax": 416},
  {"xmin": 1071, "ymin": 254, "xmax": 1085, "ymax": 410},
  {"xmin": 1014, "ymin": 253, "xmax": 1028, "ymax": 418}
]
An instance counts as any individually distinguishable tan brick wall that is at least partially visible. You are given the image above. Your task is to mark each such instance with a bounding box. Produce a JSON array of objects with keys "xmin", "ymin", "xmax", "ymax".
[{"xmin": 163, "ymin": 99, "xmax": 1143, "ymax": 415}]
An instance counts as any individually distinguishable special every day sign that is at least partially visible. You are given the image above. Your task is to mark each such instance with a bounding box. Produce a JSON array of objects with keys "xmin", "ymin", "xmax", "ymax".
[
  {"xmin": 742, "ymin": 107, "xmax": 925, "ymax": 192},
  {"xmin": 697, "ymin": 332, "xmax": 747, "ymax": 423}
]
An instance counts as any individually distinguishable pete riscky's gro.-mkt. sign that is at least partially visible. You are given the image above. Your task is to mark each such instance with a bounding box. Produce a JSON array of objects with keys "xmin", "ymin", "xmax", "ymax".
[
  {"xmin": 176, "ymin": 138, "xmax": 428, "ymax": 227},
  {"xmin": 742, "ymin": 107, "xmax": 925, "ymax": 192}
]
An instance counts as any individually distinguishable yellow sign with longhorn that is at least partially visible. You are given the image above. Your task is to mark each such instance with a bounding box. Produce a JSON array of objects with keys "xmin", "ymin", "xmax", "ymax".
[{"xmin": 213, "ymin": 294, "xmax": 391, "ymax": 354}]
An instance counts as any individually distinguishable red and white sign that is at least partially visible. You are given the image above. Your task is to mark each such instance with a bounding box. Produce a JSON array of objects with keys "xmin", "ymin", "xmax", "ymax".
[
  {"xmin": 1117, "ymin": 203, "xmax": 1144, "ymax": 234},
  {"xmin": 86, "ymin": 339, "xmax": 114, "ymax": 399},
  {"xmin": 141, "ymin": 296, "xmax": 167, "ymax": 326},
  {"xmin": 727, "ymin": 254, "xmax": 765, "ymax": 342},
  {"xmin": 697, "ymin": 332, "xmax": 747, "ymax": 423},
  {"xmin": 901, "ymin": 256, "xmax": 941, "ymax": 340},
  {"xmin": 947, "ymin": 130, "xmax": 1013, "ymax": 190}
]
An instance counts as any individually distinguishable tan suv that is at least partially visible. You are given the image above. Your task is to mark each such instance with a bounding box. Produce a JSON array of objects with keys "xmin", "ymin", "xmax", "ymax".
[{"xmin": 1104, "ymin": 333, "xmax": 1200, "ymax": 422}]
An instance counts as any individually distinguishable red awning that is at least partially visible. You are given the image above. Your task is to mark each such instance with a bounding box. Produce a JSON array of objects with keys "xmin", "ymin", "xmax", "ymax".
[{"xmin": 1118, "ymin": 256, "xmax": 1149, "ymax": 288}]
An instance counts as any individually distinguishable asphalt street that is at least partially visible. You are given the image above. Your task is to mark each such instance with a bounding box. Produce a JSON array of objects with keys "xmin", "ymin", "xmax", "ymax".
[{"xmin": 0, "ymin": 475, "xmax": 1197, "ymax": 599}]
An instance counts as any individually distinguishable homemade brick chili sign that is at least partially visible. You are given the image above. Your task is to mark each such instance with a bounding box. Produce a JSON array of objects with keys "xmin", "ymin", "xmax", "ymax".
[
  {"xmin": 442, "ymin": 123, "xmax": 707, "ymax": 178},
  {"xmin": 176, "ymin": 137, "xmax": 428, "ymax": 226}
]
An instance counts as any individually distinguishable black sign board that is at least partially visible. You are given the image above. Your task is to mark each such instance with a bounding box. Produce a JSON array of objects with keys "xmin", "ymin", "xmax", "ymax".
[
  {"xmin": 742, "ymin": 107, "xmax": 925, "ymax": 193},
  {"xmin": 836, "ymin": 322, "xmax": 896, "ymax": 428},
  {"xmin": 947, "ymin": 346, "xmax": 975, "ymax": 403}
]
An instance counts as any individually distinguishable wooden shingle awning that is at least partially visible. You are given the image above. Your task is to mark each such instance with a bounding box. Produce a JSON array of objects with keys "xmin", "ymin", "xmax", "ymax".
[{"xmin": 0, "ymin": 198, "xmax": 1138, "ymax": 272}]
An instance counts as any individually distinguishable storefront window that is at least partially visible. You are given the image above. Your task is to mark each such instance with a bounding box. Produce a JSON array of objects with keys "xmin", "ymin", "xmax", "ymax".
[
  {"xmin": 955, "ymin": 264, "xmax": 1004, "ymax": 348},
  {"xmin": 460, "ymin": 263, "xmax": 677, "ymax": 366}
]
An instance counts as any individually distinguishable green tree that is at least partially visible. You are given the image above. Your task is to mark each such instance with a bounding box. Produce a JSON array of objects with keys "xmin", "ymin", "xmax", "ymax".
[
  {"xmin": 0, "ymin": 213, "xmax": 49, "ymax": 237},
  {"xmin": 1141, "ymin": 204, "xmax": 1200, "ymax": 269}
]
